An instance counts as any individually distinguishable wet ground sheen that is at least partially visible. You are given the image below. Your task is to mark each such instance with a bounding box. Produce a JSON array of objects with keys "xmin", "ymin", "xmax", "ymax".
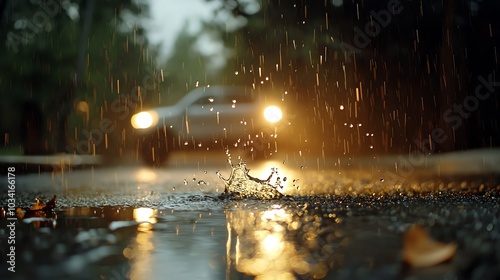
[
  {"xmin": 1, "ymin": 188, "xmax": 499, "ymax": 280},
  {"xmin": 1, "ymin": 154, "xmax": 500, "ymax": 280}
]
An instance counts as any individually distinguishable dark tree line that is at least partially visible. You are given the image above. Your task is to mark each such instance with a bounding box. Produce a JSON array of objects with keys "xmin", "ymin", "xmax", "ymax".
[{"xmin": 1, "ymin": 0, "xmax": 498, "ymax": 157}]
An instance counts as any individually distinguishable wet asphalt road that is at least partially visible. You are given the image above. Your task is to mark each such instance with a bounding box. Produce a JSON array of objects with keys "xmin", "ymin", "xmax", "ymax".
[{"xmin": 0, "ymin": 150, "xmax": 499, "ymax": 280}]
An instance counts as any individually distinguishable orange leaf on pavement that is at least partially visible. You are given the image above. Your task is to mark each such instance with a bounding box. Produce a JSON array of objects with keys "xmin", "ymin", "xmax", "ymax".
[{"xmin": 403, "ymin": 224, "xmax": 457, "ymax": 267}]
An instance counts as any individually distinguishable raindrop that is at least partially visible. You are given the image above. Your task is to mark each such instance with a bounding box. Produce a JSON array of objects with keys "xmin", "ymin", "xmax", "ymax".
[
  {"xmin": 380, "ymin": 178, "xmax": 384, "ymax": 182},
  {"xmin": 183, "ymin": 179, "xmax": 188, "ymax": 185},
  {"xmin": 197, "ymin": 180, "xmax": 208, "ymax": 185}
]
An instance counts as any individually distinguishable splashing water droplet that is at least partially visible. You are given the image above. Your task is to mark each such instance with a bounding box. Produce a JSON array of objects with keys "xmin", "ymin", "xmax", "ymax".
[
  {"xmin": 218, "ymin": 153, "xmax": 284, "ymax": 200},
  {"xmin": 198, "ymin": 180, "xmax": 208, "ymax": 186}
]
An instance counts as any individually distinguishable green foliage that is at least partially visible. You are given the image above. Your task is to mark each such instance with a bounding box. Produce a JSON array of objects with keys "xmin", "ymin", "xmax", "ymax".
[{"xmin": 0, "ymin": 0, "xmax": 153, "ymax": 153}]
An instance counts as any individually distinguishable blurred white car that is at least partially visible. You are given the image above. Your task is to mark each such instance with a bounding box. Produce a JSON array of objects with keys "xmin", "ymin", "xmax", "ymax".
[{"xmin": 131, "ymin": 86, "xmax": 291, "ymax": 165}]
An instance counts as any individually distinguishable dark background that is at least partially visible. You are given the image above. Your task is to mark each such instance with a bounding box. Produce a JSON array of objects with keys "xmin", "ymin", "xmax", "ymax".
[{"xmin": 1, "ymin": 0, "xmax": 498, "ymax": 159}]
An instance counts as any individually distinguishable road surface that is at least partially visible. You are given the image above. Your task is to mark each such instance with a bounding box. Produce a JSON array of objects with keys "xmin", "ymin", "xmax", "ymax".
[{"xmin": 0, "ymin": 150, "xmax": 499, "ymax": 279}]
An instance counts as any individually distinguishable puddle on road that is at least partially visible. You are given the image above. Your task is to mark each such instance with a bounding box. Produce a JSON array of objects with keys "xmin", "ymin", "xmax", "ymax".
[
  {"xmin": 1, "ymin": 155, "xmax": 500, "ymax": 279},
  {"xmin": 2, "ymin": 192, "xmax": 500, "ymax": 280},
  {"xmin": 0, "ymin": 201, "xmax": 400, "ymax": 280}
]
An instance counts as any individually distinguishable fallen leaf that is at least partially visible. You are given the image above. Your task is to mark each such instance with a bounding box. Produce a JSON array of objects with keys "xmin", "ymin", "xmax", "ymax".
[
  {"xmin": 403, "ymin": 224, "xmax": 457, "ymax": 267},
  {"xmin": 29, "ymin": 195, "xmax": 57, "ymax": 212},
  {"xmin": 43, "ymin": 195, "xmax": 57, "ymax": 211},
  {"xmin": 17, "ymin": 195, "xmax": 57, "ymax": 219},
  {"xmin": 30, "ymin": 198, "xmax": 45, "ymax": 211},
  {"xmin": 16, "ymin": 195, "xmax": 58, "ymax": 228}
]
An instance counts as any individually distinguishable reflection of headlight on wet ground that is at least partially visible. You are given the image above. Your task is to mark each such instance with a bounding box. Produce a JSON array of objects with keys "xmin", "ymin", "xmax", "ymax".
[
  {"xmin": 228, "ymin": 207, "xmax": 300, "ymax": 278},
  {"xmin": 261, "ymin": 233, "xmax": 283, "ymax": 255},
  {"xmin": 133, "ymin": 207, "xmax": 157, "ymax": 225},
  {"xmin": 258, "ymin": 208, "xmax": 289, "ymax": 257},
  {"xmin": 126, "ymin": 213, "xmax": 155, "ymax": 280},
  {"xmin": 261, "ymin": 207, "xmax": 288, "ymax": 222}
]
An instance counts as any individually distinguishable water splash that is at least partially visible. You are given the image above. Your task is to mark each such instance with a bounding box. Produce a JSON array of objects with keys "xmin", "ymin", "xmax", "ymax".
[{"xmin": 218, "ymin": 151, "xmax": 284, "ymax": 199}]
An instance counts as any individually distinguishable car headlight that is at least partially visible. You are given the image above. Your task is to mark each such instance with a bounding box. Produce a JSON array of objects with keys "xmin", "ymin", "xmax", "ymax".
[
  {"xmin": 263, "ymin": 106, "xmax": 283, "ymax": 123},
  {"xmin": 131, "ymin": 111, "xmax": 157, "ymax": 129}
]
